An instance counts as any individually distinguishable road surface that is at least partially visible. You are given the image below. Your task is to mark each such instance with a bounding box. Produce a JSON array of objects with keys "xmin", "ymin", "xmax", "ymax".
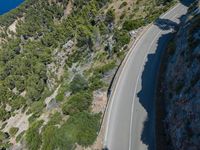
[{"xmin": 103, "ymin": 2, "xmax": 191, "ymax": 150}]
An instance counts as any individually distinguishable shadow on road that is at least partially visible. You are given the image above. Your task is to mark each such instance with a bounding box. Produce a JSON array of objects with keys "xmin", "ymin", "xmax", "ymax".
[
  {"xmin": 180, "ymin": 0, "xmax": 195, "ymax": 7},
  {"xmin": 154, "ymin": 18, "xmax": 178, "ymax": 30},
  {"xmin": 136, "ymin": 0, "xmax": 195, "ymax": 149},
  {"xmin": 136, "ymin": 31, "xmax": 174, "ymax": 150}
]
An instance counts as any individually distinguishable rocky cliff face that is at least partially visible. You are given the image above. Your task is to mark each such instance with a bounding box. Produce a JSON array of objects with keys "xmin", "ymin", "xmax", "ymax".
[{"xmin": 163, "ymin": 1, "xmax": 200, "ymax": 149}]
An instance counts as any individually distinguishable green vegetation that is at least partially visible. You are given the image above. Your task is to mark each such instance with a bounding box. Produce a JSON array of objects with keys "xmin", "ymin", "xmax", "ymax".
[
  {"xmin": 25, "ymin": 120, "xmax": 43, "ymax": 150},
  {"xmin": 105, "ymin": 9, "xmax": 115, "ymax": 24},
  {"xmin": 113, "ymin": 30, "xmax": 130, "ymax": 52},
  {"xmin": 63, "ymin": 112, "xmax": 100, "ymax": 146},
  {"xmin": 70, "ymin": 74, "xmax": 89, "ymax": 93},
  {"xmin": 46, "ymin": 112, "xmax": 62, "ymax": 126},
  {"xmin": 0, "ymin": 0, "xmax": 177, "ymax": 149},
  {"xmin": 25, "ymin": 112, "xmax": 100, "ymax": 150},
  {"xmin": 123, "ymin": 19, "xmax": 146, "ymax": 31},
  {"xmin": 41, "ymin": 125, "xmax": 74, "ymax": 150},
  {"xmin": 27, "ymin": 100, "xmax": 45, "ymax": 117},
  {"xmin": 119, "ymin": 2, "xmax": 128, "ymax": 9},
  {"xmin": 16, "ymin": 131, "xmax": 25, "ymax": 143},
  {"xmin": 55, "ymin": 84, "xmax": 69, "ymax": 102},
  {"xmin": 62, "ymin": 92, "xmax": 92, "ymax": 115},
  {"xmin": 93, "ymin": 61, "xmax": 116, "ymax": 77},
  {"xmin": 0, "ymin": 131, "xmax": 8, "ymax": 146},
  {"xmin": 0, "ymin": 108, "xmax": 9, "ymax": 121},
  {"xmin": 88, "ymin": 75, "xmax": 104, "ymax": 91},
  {"xmin": 9, "ymin": 127, "xmax": 19, "ymax": 137}
]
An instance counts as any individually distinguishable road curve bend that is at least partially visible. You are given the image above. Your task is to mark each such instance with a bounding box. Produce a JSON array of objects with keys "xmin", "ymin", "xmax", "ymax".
[{"xmin": 103, "ymin": 2, "xmax": 191, "ymax": 150}]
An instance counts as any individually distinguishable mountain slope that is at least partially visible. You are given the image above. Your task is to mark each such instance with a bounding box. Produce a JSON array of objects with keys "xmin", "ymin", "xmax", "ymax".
[
  {"xmin": 158, "ymin": 1, "xmax": 200, "ymax": 149},
  {"xmin": 0, "ymin": 0, "xmax": 177, "ymax": 149}
]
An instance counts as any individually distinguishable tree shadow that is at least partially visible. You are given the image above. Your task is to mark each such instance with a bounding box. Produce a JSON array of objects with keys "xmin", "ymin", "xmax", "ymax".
[
  {"xmin": 154, "ymin": 18, "xmax": 178, "ymax": 30},
  {"xmin": 180, "ymin": 0, "xmax": 195, "ymax": 7},
  {"xmin": 136, "ymin": 0, "xmax": 195, "ymax": 148},
  {"xmin": 136, "ymin": 31, "xmax": 174, "ymax": 150}
]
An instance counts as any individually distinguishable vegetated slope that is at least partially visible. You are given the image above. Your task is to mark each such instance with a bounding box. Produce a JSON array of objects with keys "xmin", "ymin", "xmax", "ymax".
[
  {"xmin": 0, "ymin": 0, "xmax": 176, "ymax": 149},
  {"xmin": 159, "ymin": 1, "xmax": 200, "ymax": 150}
]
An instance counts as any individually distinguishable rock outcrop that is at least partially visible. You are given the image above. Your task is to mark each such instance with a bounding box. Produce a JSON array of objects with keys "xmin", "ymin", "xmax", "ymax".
[{"xmin": 162, "ymin": 1, "xmax": 200, "ymax": 150}]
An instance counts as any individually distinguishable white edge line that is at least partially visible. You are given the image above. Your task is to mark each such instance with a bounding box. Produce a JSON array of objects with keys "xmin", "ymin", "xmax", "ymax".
[
  {"xmin": 128, "ymin": 31, "xmax": 162, "ymax": 150},
  {"xmin": 103, "ymin": 2, "xmax": 182, "ymax": 148},
  {"xmin": 128, "ymin": 10, "xmax": 184, "ymax": 150}
]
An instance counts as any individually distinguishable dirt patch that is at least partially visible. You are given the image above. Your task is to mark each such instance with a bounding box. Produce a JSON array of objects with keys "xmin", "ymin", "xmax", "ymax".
[
  {"xmin": 8, "ymin": 17, "xmax": 24, "ymax": 34},
  {"xmin": 105, "ymin": 0, "xmax": 134, "ymax": 23},
  {"xmin": 8, "ymin": 20, "xmax": 18, "ymax": 33},
  {"xmin": 45, "ymin": 85, "xmax": 60, "ymax": 107},
  {"xmin": 91, "ymin": 90, "xmax": 107, "ymax": 114},
  {"xmin": 64, "ymin": 0, "xmax": 73, "ymax": 18},
  {"xmin": 3, "ymin": 109, "xmax": 30, "ymax": 135}
]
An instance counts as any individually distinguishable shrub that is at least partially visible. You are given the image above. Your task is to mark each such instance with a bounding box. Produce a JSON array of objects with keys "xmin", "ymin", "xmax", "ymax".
[
  {"xmin": 25, "ymin": 120, "xmax": 43, "ymax": 150},
  {"xmin": 10, "ymin": 96, "xmax": 26, "ymax": 111},
  {"xmin": 16, "ymin": 131, "xmax": 25, "ymax": 143},
  {"xmin": 89, "ymin": 75, "xmax": 104, "ymax": 90},
  {"xmin": 70, "ymin": 74, "xmax": 88, "ymax": 93},
  {"xmin": 41, "ymin": 125, "xmax": 74, "ymax": 150},
  {"xmin": 40, "ymin": 112, "xmax": 100, "ymax": 149},
  {"xmin": 113, "ymin": 30, "xmax": 130, "ymax": 52},
  {"xmin": 94, "ymin": 61, "xmax": 116, "ymax": 77},
  {"xmin": 123, "ymin": 19, "xmax": 145, "ymax": 31},
  {"xmin": 28, "ymin": 100, "xmax": 45, "ymax": 116},
  {"xmin": 0, "ymin": 131, "xmax": 6, "ymax": 143},
  {"xmin": 47, "ymin": 112, "xmax": 62, "ymax": 126},
  {"xmin": 9, "ymin": 127, "xmax": 19, "ymax": 137},
  {"xmin": 62, "ymin": 92, "xmax": 92, "ymax": 115},
  {"xmin": 105, "ymin": 9, "xmax": 115, "ymax": 24},
  {"xmin": 55, "ymin": 84, "xmax": 69, "ymax": 102},
  {"xmin": 61, "ymin": 112, "xmax": 101, "ymax": 146},
  {"xmin": 0, "ymin": 108, "xmax": 10, "ymax": 121},
  {"xmin": 119, "ymin": 2, "xmax": 128, "ymax": 9}
]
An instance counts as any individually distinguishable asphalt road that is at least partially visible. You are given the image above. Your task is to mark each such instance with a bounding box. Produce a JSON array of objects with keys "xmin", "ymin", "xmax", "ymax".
[{"xmin": 103, "ymin": 2, "xmax": 190, "ymax": 150}]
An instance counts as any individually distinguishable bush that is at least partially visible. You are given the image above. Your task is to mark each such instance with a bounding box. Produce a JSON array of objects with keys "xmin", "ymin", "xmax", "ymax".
[
  {"xmin": 47, "ymin": 112, "xmax": 62, "ymax": 126},
  {"xmin": 9, "ymin": 127, "xmax": 19, "ymax": 137},
  {"xmin": 0, "ymin": 108, "xmax": 10, "ymax": 121},
  {"xmin": 70, "ymin": 74, "xmax": 88, "ymax": 93},
  {"xmin": 119, "ymin": 2, "xmax": 128, "ymax": 9},
  {"xmin": 62, "ymin": 92, "xmax": 92, "ymax": 115},
  {"xmin": 10, "ymin": 96, "xmax": 26, "ymax": 111},
  {"xmin": 55, "ymin": 84, "xmax": 69, "ymax": 102},
  {"xmin": 41, "ymin": 125, "xmax": 74, "ymax": 150},
  {"xmin": 114, "ymin": 30, "xmax": 130, "ymax": 51},
  {"xmin": 28, "ymin": 100, "xmax": 45, "ymax": 116},
  {"xmin": 105, "ymin": 9, "xmax": 115, "ymax": 24},
  {"xmin": 0, "ymin": 108, "xmax": 6, "ymax": 121},
  {"xmin": 94, "ymin": 61, "xmax": 116, "ymax": 77},
  {"xmin": 16, "ymin": 131, "xmax": 25, "ymax": 143},
  {"xmin": 0, "ymin": 131, "xmax": 6, "ymax": 143},
  {"xmin": 88, "ymin": 75, "xmax": 104, "ymax": 90},
  {"xmin": 40, "ymin": 112, "xmax": 100, "ymax": 149},
  {"xmin": 123, "ymin": 19, "xmax": 145, "ymax": 31},
  {"xmin": 25, "ymin": 120, "xmax": 43, "ymax": 150},
  {"xmin": 61, "ymin": 112, "xmax": 101, "ymax": 146}
]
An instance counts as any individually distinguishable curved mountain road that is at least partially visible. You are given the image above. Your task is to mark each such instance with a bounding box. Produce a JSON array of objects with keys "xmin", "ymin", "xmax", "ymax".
[{"xmin": 103, "ymin": 2, "xmax": 191, "ymax": 150}]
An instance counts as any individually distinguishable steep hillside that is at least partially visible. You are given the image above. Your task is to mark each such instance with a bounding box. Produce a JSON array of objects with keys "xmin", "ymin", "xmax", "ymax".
[
  {"xmin": 158, "ymin": 1, "xmax": 200, "ymax": 150},
  {"xmin": 0, "ymin": 0, "xmax": 176, "ymax": 149}
]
